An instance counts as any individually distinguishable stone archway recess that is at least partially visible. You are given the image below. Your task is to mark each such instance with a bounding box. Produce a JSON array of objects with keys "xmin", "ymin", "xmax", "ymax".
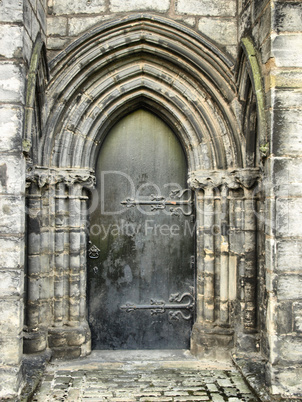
[{"xmin": 24, "ymin": 15, "xmax": 261, "ymax": 358}]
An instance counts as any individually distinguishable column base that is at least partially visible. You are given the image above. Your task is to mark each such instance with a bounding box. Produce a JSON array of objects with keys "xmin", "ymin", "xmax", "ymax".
[
  {"xmin": 191, "ymin": 322, "xmax": 234, "ymax": 360},
  {"xmin": 23, "ymin": 328, "xmax": 48, "ymax": 354},
  {"xmin": 48, "ymin": 321, "xmax": 91, "ymax": 359}
]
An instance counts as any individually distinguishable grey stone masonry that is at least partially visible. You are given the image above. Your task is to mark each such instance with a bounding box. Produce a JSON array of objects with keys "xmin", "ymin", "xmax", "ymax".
[
  {"xmin": 46, "ymin": 0, "xmax": 238, "ymax": 59},
  {"xmin": 0, "ymin": 0, "xmax": 26, "ymax": 398},
  {"xmin": 30, "ymin": 350, "xmax": 260, "ymax": 402},
  {"xmin": 239, "ymin": 0, "xmax": 302, "ymax": 397},
  {"xmin": 0, "ymin": 0, "xmax": 302, "ymax": 400},
  {"xmin": 0, "ymin": 0, "xmax": 45, "ymax": 399}
]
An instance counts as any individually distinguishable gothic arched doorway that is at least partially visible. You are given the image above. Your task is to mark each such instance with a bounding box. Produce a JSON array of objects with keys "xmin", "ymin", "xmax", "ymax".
[{"xmin": 87, "ymin": 109, "xmax": 195, "ymax": 349}]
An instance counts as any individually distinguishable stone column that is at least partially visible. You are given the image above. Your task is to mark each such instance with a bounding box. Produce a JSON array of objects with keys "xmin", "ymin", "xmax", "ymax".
[
  {"xmin": 24, "ymin": 178, "xmax": 51, "ymax": 354},
  {"xmin": 189, "ymin": 168, "xmax": 260, "ymax": 358},
  {"xmin": 25, "ymin": 168, "xmax": 94, "ymax": 359},
  {"xmin": 48, "ymin": 170, "xmax": 94, "ymax": 359}
]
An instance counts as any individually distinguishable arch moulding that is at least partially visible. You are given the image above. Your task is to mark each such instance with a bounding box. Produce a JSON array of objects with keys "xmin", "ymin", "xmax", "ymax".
[{"xmin": 25, "ymin": 15, "xmax": 261, "ymax": 358}]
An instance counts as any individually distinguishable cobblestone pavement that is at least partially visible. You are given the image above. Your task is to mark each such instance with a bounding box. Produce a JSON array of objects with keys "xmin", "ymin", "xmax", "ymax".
[{"xmin": 30, "ymin": 350, "xmax": 260, "ymax": 402}]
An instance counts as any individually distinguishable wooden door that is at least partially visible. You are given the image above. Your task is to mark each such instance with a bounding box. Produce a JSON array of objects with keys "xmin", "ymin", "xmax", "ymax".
[{"xmin": 88, "ymin": 109, "xmax": 195, "ymax": 349}]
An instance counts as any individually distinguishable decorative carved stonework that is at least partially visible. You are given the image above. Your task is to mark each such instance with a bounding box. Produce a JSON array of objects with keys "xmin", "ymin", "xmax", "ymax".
[
  {"xmin": 188, "ymin": 168, "xmax": 260, "ymax": 190},
  {"xmin": 26, "ymin": 167, "xmax": 96, "ymax": 188}
]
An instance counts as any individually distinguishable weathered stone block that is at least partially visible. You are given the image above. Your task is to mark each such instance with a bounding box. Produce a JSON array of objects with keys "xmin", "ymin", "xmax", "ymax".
[
  {"xmin": 0, "ymin": 237, "xmax": 24, "ymax": 269},
  {"xmin": 276, "ymin": 197, "xmax": 302, "ymax": 237},
  {"xmin": 28, "ymin": 232, "xmax": 41, "ymax": 255},
  {"xmin": 68, "ymin": 16, "xmax": 110, "ymax": 36},
  {"xmin": 276, "ymin": 240, "xmax": 302, "ymax": 273},
  {"xmin": 293, "ymin": 302, "xmax": 302, "ymax": 333},
  {"xmin": 0, "ymin": 366, "xmax": 23, "ymax": 400},
  {"xmin": 0, "ymin": 195, "xmax": 25, "ymax": 234},
  {"xmin": 110, "ymin": 0, "xmax": 170, "ymax": 12},
  {"xmin": 27, "ymin": 255, "xmax": 41, "ymax": 274},
  {"xmin": 47, "ymin": 16, "xmax": 68, "ymax": 36},
  {"xmin": 0, "ymin": 155, "xmax": 25, "ymax": 195},
  {"xmin": 0, "ymin": 270, "xmax": 23, "ymax": 298},
  {"xmin": 198, "ymin": 18, "xmax": 237, "ymax": 46},
  {"xmin": 279, "ymin": 336, "xmax": 302, "ymax": 364},
  {"xmin": 52, "ymin": 346, "xmax": 81, "ymax": 359},
  {"xmin": 276, "ymin": 301, "xmax": 293, "ymax": 334},
  {"xmin": 0, "ymin": 63, "xmax": 25, "ymax": 103},
  {"xmin": 271, "ymin": 366, "xmax": 302, "ymax": 396},
  {"xmin": 272, "ymin": 157, "xmax": 302, "ymax": 197},
  {"xmin": 0, "ymin": 24, "xmax": 23, "ymax": 59},
  {"xmin": 70, "ymin": 231, "xmax": 81, "ymax": 252},
  {"xmin": 47, "ymin": 36, "xmax": 69, "ymax": 50},
  {"xmin": 177, "ymin": 0, "xmax": 236, "ymax": 16},
  {"xmin": 50, "ymin": 0, "xmax": 105, "ymax": 15},
  {"xmin": 0, "ymin": 298, "xmax": 23, "ymax": 336},
  {"xmin": 274, "ymin": 2, "xmax": 302, "ymax": 32},
  {"xmin": 0, "ymin": 106, "xmax": 23, "ymax": 152},
  {"xmin": 277, "ymin": 275, "xmax": 302, "ymax": 301},
  {"xmin": 0, "ymin": 0, "xmax": 23, "ymax": 23},
  {"xmin": 273, "ymin": 34, "xmax": 302, "ymax": 68},
  {"xmin": 272, "ymin": 109, "xmax": 302, "ymax": 157},
  {"xmin": 0, "ymin": 335, "xmax": 22, "ymax": 366},
  {"xmin": 270, "ymin": 88, "xmax": 302, "ymax": 110}
]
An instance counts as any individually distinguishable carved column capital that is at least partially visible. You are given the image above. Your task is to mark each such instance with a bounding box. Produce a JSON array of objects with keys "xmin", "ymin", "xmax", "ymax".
[
  {"xmin": 26, "ymin": 167, "xmax": 96, "ymax": 188},
  {"xmin": 188, "ymin": 168, "xmax": 261, "ymax": 191}
]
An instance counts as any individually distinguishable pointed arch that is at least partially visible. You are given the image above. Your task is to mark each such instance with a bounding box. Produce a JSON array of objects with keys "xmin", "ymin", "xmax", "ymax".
[
  {"xmin": 237, "ymin": 37, "xmax": 267, "ymax": 167},
  {"xmin": 24, "ymin": 34, "xmax": 49, "ymax": 164},
  {"xmin": 41, "ymin": 14, "xmax": 243, "ymax": 171}
]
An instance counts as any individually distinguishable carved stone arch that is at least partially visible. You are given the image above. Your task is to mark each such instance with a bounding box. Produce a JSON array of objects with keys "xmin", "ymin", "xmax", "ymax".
[
  {"xmin": 24, "ymin": 16, "xmax": 266, "ymax": 358},
  {"xmin": 41, "ymin": 14, "xmax": 243, "ymax": 171},
  {"xmin": 237, "ymin": 37, "xmax": 267, "ymax": 167},
  {"xmin": 23, "ymin": 34, "xmax": 49, "ymax": 165}
]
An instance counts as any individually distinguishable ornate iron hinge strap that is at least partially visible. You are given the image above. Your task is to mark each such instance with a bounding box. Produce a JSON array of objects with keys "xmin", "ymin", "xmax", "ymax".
[
  {"xmin": 120, "ymin": 289, "xmax": 195, "ymax": 321},
  {"xmin": 121, "ymin": 189, "xmax": 193, "ymax": 216}
]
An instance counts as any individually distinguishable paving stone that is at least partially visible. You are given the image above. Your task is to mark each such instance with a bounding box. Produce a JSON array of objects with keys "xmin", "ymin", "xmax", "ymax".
[
  {"xmin": 210, "ymin": 395, "xmax": 225, "ymax": 402},
  {"xmin": 174, "ymin": 397, "xmax": 210, "ymax": 401},
  {"xmin": 32, "ymin": 358, "xmax": 259, "ymax": 402},
  {"xmin": 216, "ymin": 378, "xmax": 233, "ymax": 387},
  {"xmin": 206, "ymin": 383, "xmax": 220, "ymax": 392},
  {"xmin": 139, "ymin": 398, "xmax": 172, "ymax": 402}
]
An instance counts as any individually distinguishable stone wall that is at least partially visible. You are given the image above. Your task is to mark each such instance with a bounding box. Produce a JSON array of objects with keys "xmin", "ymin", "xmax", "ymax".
[
  {"xmin": 46, "ymin": 0, "xmax": 238, "ymax": 60},
  {"xmin": 0, "ymin": 0, "xmax": 302, "ymax": 400},
  {"xmin": 0, "ymin": 0, "xmax": 26, "ymax": 398},
  {"xmin": 0, "ymin": 0, "xmax": 46, "ymax": 398},
  {"xmin": 265, "ymin": 0, "xmax": 302, "ymax": 396},
  {"xmin": 238, "ymin": 0, "xmax": 302, "ymax": 397}
]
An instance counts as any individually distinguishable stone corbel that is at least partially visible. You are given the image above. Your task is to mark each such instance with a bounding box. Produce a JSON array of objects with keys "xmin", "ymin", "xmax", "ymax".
[
  {"xmin": 26, "ymin": 167, "xmax": 96, "ymax": 189},
  {"xmin": 188, "ymin": 168, "xmax": 261, "ymax": 191}
]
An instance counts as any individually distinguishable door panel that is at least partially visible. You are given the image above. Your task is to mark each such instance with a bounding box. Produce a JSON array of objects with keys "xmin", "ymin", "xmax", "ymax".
[{"xmin": 88, "ymin": 109, "xmax": 195, "ymax": 349}]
